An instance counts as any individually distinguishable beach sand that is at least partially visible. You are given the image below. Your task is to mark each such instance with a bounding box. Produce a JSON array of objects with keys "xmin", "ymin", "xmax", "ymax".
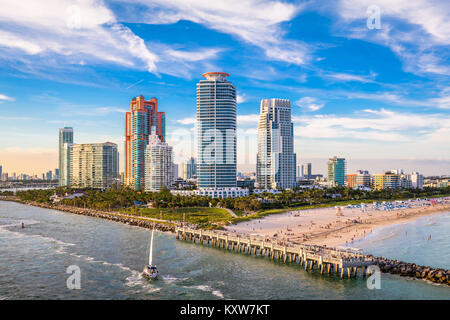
[{"xmin": 226, "ymin": 198, "xmax": 450, "ymax": 248}]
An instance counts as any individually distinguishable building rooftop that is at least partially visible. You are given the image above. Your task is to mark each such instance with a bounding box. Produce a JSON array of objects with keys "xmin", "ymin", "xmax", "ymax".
[{"xmin": 202, "ymin": 72, "xmax": 230, "ymax": 80}]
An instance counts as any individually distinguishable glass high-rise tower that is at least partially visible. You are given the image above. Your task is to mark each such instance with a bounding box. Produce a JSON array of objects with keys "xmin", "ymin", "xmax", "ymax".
[
  {"xmin": 256, "ymin": 99, "xmax": 296, "ymax": 189},
  {"xmin": 125, "ymin": 95, "xmax": 165, "ymax": 190},
  {"xmin": 328, "ymin": 156, "xmax": 346, "ymax": 186},
  {"xmin": 58, "ymin": 127, "xmax": 73, "ymax": 187},
  {"xmin": 197, "ymin": 72, "xmax": 236, "ymax": 189}
]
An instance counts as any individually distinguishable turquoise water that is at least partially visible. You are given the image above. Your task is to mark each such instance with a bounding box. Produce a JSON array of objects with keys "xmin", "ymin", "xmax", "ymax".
[
  {"xmin": 348, "ymin": 212, "xmax": 450, "ymax": 269},
  {"xmin": 0, "ymin": 201, "xmax": 449, "ymax": 300}
]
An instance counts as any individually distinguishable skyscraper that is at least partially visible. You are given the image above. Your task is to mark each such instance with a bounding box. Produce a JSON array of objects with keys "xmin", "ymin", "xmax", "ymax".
[
  {"xmin": 256, "ymin": 99, "xmax": 296, "ymax": 189},
  {"xmin": 296, "ymin": 165, "xmax": 303, "ymax": 179},
  {"xmin": 125, "ymin": 95, "xmax": 165, "ymax": 190},
  {"xmin": 327, "ymin": 156, "xmax": 346, "ymax": 186},
  {"xmin": 144, "ymin": 134, "xmax": 173, "ymax": 192},
  {"xmin": 197, "ymin": 72, "xmax": 236, "ymax": 189},
  {"xmin": 59, "ymin": 127, "xmax": 73, "ymax": 187},
  {"xmin": 0, "ymin": 165, "xmax": 2, "ymax": 179},
  {"xmin": 181, "ymin": 157, "xmax": 197, "ymax": 180},
  {"xmin": 70, "ymin": 142, "xmax": 119, "ymax": 189},
  {"xmin": 306, "ymin": 163, "xmax": 312, "ymax": 179}
]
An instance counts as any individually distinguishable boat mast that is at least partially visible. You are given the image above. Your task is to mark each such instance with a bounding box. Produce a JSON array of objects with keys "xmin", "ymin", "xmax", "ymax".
[{"xmin": 149, "ymin": 227, "xmax": 154, "ymax": 266}]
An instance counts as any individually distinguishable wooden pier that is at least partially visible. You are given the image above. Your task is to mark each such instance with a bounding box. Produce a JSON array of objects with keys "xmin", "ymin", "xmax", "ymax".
[{"xmin": 175, "ymin": 227, "xmax": 375, "ymax": 279}]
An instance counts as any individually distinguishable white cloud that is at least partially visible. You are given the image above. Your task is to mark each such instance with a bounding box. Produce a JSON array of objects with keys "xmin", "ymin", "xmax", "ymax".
[
  {"xmin": 237, "ymin": 114, "xmax": 259, "ymax": 125},
  {"xmin": 93, "ymin": 107, "xmax": 127, "ymax": 114},
  {"xmin": 0, "ymin": 94, "xmax": 14, "ymax": 102},
  {"xmin": 295, "ymin": 97, "xmax": 325, "ymax": 112},
  {"xmin": 176, "ymin": 117, "xmax": 196, "ymax": 125},
  {"xmin": 429, "ymin": 87, "xmax": 450, "ymax": 109},
  {"xmin": 0, "ymin": 0, "xmax": 225, "ymax": 78},
  {"xmin": 0, "ymin": 0, "xmax": 158, "ymax": 72},
  {"xmin": 334, "ymin": 0, "xmax": 450, "ymax": 76},
  {"xmin": 337, "ymin": 0, "xmax": 450, "ymax": 44},
  {"xmin": 292, "ymin": 108, "xmax": 450, "ymax": 144},
  {"xmin": 323, "ymin": 71, "xmax": 377, "ymax": 83},
  {"xmin": 166, "ymin": 48, "xmax": 222, "ymax": 62},
  {"xmin": 116, "ymin": 0, "xmax": 311, "ymax": 65},
  {"xmin": 237, "ymin": 94, "xmax": 247, "ymax": 104}
]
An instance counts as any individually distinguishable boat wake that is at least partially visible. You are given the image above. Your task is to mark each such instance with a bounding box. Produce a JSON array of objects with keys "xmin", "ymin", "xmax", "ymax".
[
  {"xmin": 186, "ymin": 285, "xmax": 225, "ymax": 299},
  {"xmin": 125, "ymin": 271, "xmax": 161, "ymax": 293},
  {"xmin": 160, "ymin": 275, "xmax": 189, "ymax": 284},
  {"xmin": 0, "ymin": 219, "xmax": 40, "ymax": 228}
]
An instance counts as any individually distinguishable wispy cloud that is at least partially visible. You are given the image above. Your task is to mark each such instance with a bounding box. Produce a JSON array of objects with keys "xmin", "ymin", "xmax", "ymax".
[
  {"xmin": 333, "ymin": 0, "xmax": 450, "ymax": 76},
  {"xmin": 176, "ymin": 117, "xmax": 196, "ymax": 125},
  {"xmin": 0, "ymin": 0, "xmax": 158, "ymax": 72},
  {"xmin": 116, "ymin": 0, "xmax": 311, "ymax": 66},
  {"xmin": 295, "ymin": 97, "xmax": 325, "ymax": 112},
  {"xmin": 237, "ymin": 94, "xmax": 247, "ymax": 104},
  {"xmin": 429, "ymin": 87, "xmax": 450, "ymax": 109},
  {"xmin": 292, "ymin": 108, "xmax": 450, "ymax": 143},
  {"xmin": 0, "ymin": 94, "xmax": 14, "ymax": 103},
  {"xmin": 322, "ymin": 71, "xmax": 377, "ymax": 83},
  {"xmin": 166, "ymin": 48, "xmax": 223, "ymax": 62},
  {"xmin": 93, "ymin": 107, "xmax": 127, "ymax": 114},
  {"xmin": 238, "ymin": 114, "xmax": 259, "ymax": 125}
]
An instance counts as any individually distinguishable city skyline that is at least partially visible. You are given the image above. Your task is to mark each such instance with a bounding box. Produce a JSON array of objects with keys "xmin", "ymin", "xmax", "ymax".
[{"xmin": 0, "ymin": 1, "xmax": 449, "ymax": 176}]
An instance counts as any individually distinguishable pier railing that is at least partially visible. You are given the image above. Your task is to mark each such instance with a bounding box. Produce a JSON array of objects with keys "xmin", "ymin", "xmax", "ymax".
[{"xmin": 175, "ymin": 227, "xmax": 375, "ymax": 279}]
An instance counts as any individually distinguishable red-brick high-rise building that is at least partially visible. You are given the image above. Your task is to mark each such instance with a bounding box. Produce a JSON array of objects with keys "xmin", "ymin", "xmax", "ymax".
[{"xmin": 125, "ymin": 95, "xmax": 165, "ymax": 190}]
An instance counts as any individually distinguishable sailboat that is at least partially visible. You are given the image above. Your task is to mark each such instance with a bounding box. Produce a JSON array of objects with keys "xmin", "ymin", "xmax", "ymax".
[{"xmin": 142, "ymin": 226, "xmax": 159, "ymax": 280}]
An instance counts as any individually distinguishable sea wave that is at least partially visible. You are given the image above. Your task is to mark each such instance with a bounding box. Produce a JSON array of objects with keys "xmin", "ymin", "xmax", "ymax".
[{"xmin": 161, "ymin": 275, "xmax": 189, "ymax": 284}]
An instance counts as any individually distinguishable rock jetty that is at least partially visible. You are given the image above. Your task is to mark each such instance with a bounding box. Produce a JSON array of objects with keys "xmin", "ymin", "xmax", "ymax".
[{"xmin": 373, "ymin": 256, "xmax": 449, "ymax": 285}]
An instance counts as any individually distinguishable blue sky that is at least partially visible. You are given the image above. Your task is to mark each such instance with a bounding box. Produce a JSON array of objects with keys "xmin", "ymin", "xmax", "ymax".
[{"xmin": 0, "ymin": 0, "xmax": 449, "ymax": 175}]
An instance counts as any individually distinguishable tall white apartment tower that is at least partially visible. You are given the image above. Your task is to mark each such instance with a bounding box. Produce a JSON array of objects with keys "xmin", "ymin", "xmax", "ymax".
[
  {"xmin": 145, "ymin": 134, "xmax": 173, "ymax": 192},
  {"xmin": 197, "ymin": 72, "xmax": 237, "ymax": 189},
  {"xmin": 256, "ymin": 99, "xmax": 296, "ymax": 189},
  {"xmin": 411, "ymin": 172, "xmax": 424, "ymax": 189}
]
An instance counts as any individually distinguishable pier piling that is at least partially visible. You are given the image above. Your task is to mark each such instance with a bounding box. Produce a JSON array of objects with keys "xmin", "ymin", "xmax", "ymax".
[{"xmin": 175, "ymin": 227, "xmax": 375, "ymax": 281}]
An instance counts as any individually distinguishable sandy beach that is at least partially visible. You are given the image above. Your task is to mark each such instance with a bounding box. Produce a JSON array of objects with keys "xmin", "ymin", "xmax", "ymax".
[{"xmin": 226, "ymin": 197, "xmax": 450, "ymax": 248}]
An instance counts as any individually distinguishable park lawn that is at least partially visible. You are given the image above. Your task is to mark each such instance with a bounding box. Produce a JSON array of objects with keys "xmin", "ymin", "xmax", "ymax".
[
  {"xmin": 233, "ymin": 210, "xmax": 247, "ymax": 217},
  {"xmin": 120, "ymin": 207, "xmax": 233, "ymax": 227}
]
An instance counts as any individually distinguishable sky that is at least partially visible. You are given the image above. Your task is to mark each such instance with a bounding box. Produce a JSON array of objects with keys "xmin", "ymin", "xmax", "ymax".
[{"xmin": 0, "ymin": 0, "xmax": 449, "ymax": 176}]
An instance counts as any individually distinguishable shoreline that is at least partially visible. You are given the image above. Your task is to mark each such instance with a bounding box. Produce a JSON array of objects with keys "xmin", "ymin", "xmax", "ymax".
[
  {"xmin": 311, "ymin": 204, "xmax": 450, "ymax": 248},
  {"xmin": 227, "ymin": 198, "xmax": 450, "ymax": 248},
  {"xmin": 1, "ymin": 196, "xmax": 449, "ymax": 286},
  {"xmin": 2, "ymin": 196, "xmax": 449, "ymax": 247},
  {"xmin": 0, "ymin": 197, "xmax": 178, "ymax": 234}
]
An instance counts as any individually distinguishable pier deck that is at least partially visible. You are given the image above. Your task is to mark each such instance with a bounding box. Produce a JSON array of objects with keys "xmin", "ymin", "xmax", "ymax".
[{"xmin": 175, "ymin": 227, "xmax": 375, "ymax": 279}]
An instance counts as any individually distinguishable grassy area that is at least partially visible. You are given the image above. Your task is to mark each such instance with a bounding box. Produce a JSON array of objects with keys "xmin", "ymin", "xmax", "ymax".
[
  {"xmin": 119, "ymin": 207, "xmax": 233, "ymax": 229},
  {"xmin": 117, "ymin": 194, "xmax": 450, "ymax": 228}
]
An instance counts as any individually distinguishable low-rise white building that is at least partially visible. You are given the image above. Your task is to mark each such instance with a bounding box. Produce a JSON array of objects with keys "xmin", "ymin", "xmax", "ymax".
[
  {"xmin": 171, "ymin": 187, "xmax": 249, "ymax": 198},
  {"xmin": 252, "ymin": 189, "xmax": 282, "ymax": 195}
]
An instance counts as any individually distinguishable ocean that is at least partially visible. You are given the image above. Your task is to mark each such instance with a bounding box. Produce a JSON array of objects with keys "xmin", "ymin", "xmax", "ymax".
[{"xmin": 0, "ymin": 201, "xmax": 449, "ymax": 300}]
